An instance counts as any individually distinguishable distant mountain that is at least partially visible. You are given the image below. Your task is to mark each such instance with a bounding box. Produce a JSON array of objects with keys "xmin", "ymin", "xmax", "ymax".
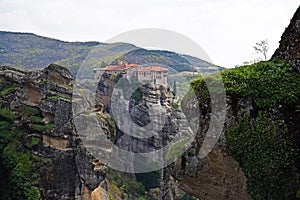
[
  {"xmin": 0, "ymin": 31, "xmax": 137, "ymax": 75},
  {"xmin": 117, "ymin": 49, "xmax": 225, "ymax": 73},
  {"xmin": 0, "ymin": 31, "xmax": 224, "ymax": 75}
]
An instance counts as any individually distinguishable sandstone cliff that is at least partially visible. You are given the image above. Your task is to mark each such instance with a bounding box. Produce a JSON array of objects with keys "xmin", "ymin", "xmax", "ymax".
[
  {"xmin": 0, "ymin": 64, "xmax": 112, "ymax": 199},
  {"xmin": 0, "ymin": 64, "xmax": 197, "ymax": 200}
]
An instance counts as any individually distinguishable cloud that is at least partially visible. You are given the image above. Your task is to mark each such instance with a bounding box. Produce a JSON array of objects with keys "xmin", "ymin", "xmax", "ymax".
[{"xmin": 0, "ymin": 0, "xmax": 299, "ymax": 67}]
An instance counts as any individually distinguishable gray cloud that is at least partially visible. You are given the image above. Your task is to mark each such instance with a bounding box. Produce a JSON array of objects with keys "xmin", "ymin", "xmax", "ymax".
[{"xmin": 0, "ymin": 0, "xmax": 298, "ymax": 67}]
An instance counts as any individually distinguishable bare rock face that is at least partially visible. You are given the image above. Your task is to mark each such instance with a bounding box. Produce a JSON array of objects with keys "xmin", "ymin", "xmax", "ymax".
[
  {"xmin": 112, "ymin": 82, "xmax": 172, "ymax": 157},
  {"xmin": 169, "ymin": 94, "xmax": 249, "ymax": 200},
  {"xmin": 91, "ymin": 182, "xmax": 109, "ymax": 200},
  {"xmin": 96, "ymin": 72, "xmax": 116, "ymax": 110},
  {"xmin": 21, "ymin": 84, "xmax": 42, "ymax": 106},
  {"xmin": 171, "ymin": 145, "xmax": 247, "ymax": 200},
  {"xmin": 113, "ymin": 83, "xmax": 191, "ymax": 199},
  {"xmin": 272, "ymin": 6, "xmax": 300, "ymax": 73},
  {"xmin": 116, "ymin": 83, "xmax": 175, "ymax": 153}
]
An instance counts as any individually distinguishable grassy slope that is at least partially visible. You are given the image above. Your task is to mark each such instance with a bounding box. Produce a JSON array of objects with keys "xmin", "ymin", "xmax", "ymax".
[
  {"xmin": 0, "ymin": 31, "xmax": 223, "ymax": 76},
  {"xmin": 115, "ymin": 49, "xmax": 222, "ymax": 73}
]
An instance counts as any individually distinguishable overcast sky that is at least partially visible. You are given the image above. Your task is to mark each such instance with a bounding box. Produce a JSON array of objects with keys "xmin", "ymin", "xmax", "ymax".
[{"xmin": 0, "ymin": 0, "xmax": 298, "ymax": 68}]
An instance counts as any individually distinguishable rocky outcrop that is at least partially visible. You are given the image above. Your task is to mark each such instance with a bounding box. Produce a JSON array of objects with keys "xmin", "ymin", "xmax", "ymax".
[
  {"xmin": 172, "ymin": 146, "xmax": 247, "ymax": 200},
  {"xmin": 272, "ymin": 6, "xmax": 300, "ymax": 72},
  {"xmin": 0, "ymin": 64, "xmax": 113, "ymax": 199},
  {"xmin": 112, "ymin": 82, "xmax": 177, "ymax": 199},
  {"xmin": 115, "ymin": 83, "xmax": 176, "ymax": 154},
  {"xmin": 0, "ymin": 63, "xmax": 198, "ymax": 200},
  {"xmin": 169, "ymin": 94, "xmax": 249, "ymax": 200},
  {"xmin": 91, "ymin": 182, "xmax": 109, "ymax": 200},
  {"xmin": 104, "ymin": 80, "xmax": 196, "ymax": 199},
  {"xmin": 96, "ymin": 72, "xmax": 116, "ymax": 110}
]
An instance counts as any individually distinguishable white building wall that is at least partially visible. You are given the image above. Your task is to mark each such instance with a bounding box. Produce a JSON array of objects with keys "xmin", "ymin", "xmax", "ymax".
[
  {"xmin": 95, "ymin": 66, "xmax": 168, "ymax": 85},
  {"xmin": 137, "ymin": 71, "xmax": 168, "ymax": 84}
]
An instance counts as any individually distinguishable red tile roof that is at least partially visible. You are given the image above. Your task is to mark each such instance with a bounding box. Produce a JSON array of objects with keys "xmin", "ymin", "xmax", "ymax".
[
  {"xmin": 95, "ymin": 62, "xmax": 167, "ymax": 73},
  {"xmin": 99, "ymin": 63, "xmax": 139, "ymax": 71},
  {"xmin": 127, "ymin": 64, "xmax": 139, "ymax": 67},
  {"xmin": 138, "ymin": 66, "xmax": 168, "ymax": 72}
]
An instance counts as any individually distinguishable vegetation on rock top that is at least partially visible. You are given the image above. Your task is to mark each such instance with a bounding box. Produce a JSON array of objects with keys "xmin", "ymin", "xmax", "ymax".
[
  {"xmin": 191, "ymin": 60, "xmax": 300, "ymax": 108},
  {"xmin": 226, "ymin": 112, "xmax": 297, "ymax": 200}
]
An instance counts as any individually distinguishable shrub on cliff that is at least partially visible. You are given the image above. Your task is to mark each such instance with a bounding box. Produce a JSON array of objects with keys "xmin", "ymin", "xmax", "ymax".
[{"xmin": 226, "ymin": 112, "xmax": 297, "ymax": 199}]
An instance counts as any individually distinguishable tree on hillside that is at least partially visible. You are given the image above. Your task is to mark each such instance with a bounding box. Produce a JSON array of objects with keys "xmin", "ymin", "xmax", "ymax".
[
  {"xmin": 253, "ymin": 39, "xmax": 269, "ymax": 61},
  {"xmin": 240, "ymin": 39, "xmax": 270, "ymax": 66}
]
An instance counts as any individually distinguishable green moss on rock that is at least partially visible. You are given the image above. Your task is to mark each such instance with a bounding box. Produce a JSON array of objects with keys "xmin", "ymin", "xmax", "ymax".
[
  {"xmin": 0, "ymin": 83, "xmax": 19, "ymax": 96},
  {"xmin": 226, "ymin": 112, "xmax": 297, "ymax": 199},
  {"xmin": 27, "ymin": 115, "xmax": 43, "ymax": 123},
  {"xmin": 32, "ymin": 123, "xmax": 54, "ymax": 132},
  {"xmin": 21, "ymin": 105, "xmax": 40, "ymax": 116},
  {"xmin": 0, "ymin": 108, "xmax": 15, "ymax": 121},
  {"xmin": 2, "ymin": 139, "xmax": 41, "ymax": 199},
  {"xmin": 191, "ymin": 60, "xmax": 300, "ymax": 108},
  {"xmin": 28, "ymin": 137, "xmax": 41, "ymax": 148},
  {"xmin": 0, "ymin": 107, "xmax": 49, "ymax": 199}
]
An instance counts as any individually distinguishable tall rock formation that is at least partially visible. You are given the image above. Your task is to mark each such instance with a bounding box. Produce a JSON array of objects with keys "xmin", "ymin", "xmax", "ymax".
[
  {"xmin": 0, "ymin": 64, "xmax": 113, "ymax": 199},
  {"xmin": 272, "ymin": 6, "xmax": 300, "ymax": 73}
]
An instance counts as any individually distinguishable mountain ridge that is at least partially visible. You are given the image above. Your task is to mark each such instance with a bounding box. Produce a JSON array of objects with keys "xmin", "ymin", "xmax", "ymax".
[{"xmin": 0, "ymin": 31, "xmax": 224, "ymax": 75}]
